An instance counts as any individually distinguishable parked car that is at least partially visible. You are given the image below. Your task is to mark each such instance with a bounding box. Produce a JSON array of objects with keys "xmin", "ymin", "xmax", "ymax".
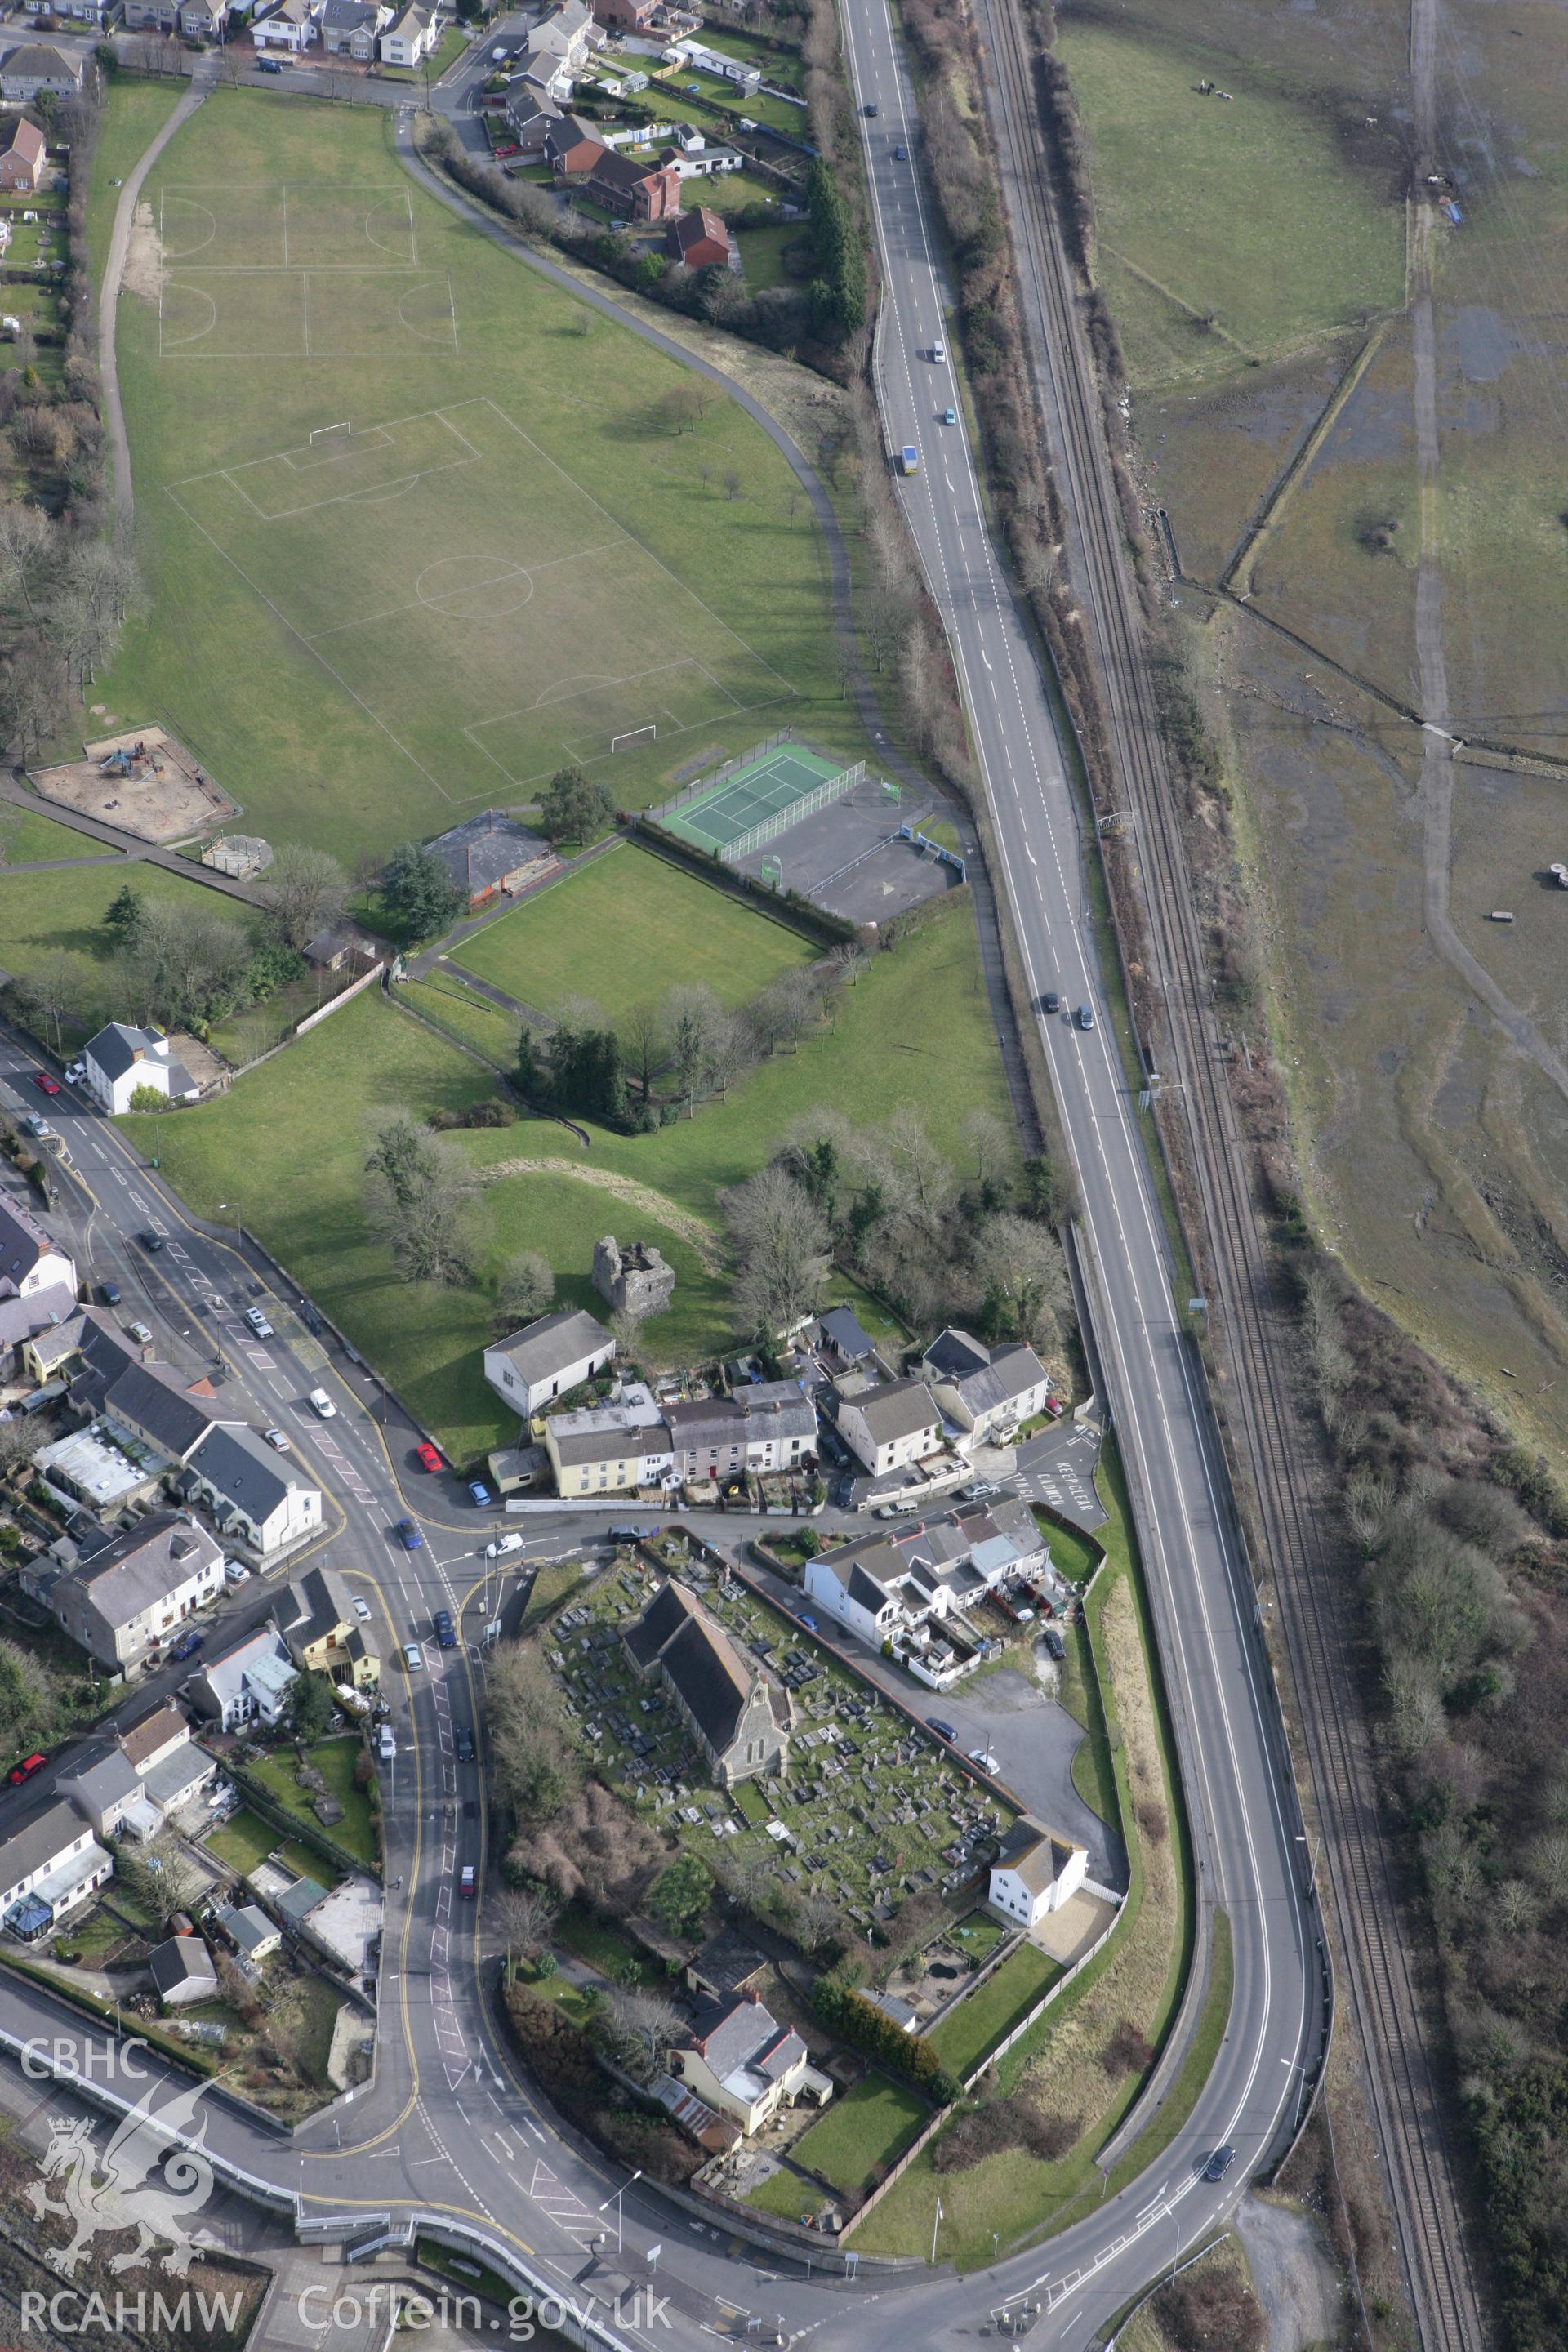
[
  {"xmin": 125, "ymin": 1321, "xmax": 154, "ymax": 1346},
  {"xmin": 403, "ymin": 1643, "xmax": 423, "ymax": 1672},
  {"xmin": 394, "ymin": 1519, "xmax": 424, "ymax": 1552},
  {"xmin": 22, "ymin": 1115, "xmax": 51, "ymax": 1138},
  {"xmin": 264, "ymin": 1428, "xmax": 291, "ymax": 1453},
  {"xmin": 255, "ymin": 55, "xmax": 282, "ymax": 71},
  {"xmin": 1042, "ymin": 1627, "xmax": 1066, "ymax": 1662},
  {"xmin": 1202, "ymin": 2145, "xmax": 1236, "ymax": 2183},
  {"xmin": 378, "ymin": 1726, "xmax": 396, "ymax": 1761},
  {"xmin": 925, "ymin": 1717, "xmax": 956, "ymax": 1743},
  {"xmin": 799, "ymin": 1612, "xmax": 819, "ymax": 1633},
  {"xmin": 415, "ymin": 1441, "xmax": 443, "ymax": 1474},
  {"xmin": 433, "ymin": 1609, "xmax": 456, "ymax": 1649},
  {"xmin": 138, "ymin": 1231, "xmax": 163, "ymax": 1253},
  {"xmin": 308, "ymin": 1388, "xmax": 336, "ymax": 1418},
  {"xmin": 467, "ymin": 1480, "xmax": 492, "ymax": 1507},
  {"xmin": 352, "ymin": 1596, "xmax": 372, "ymax": 1621},
  {"xmin": 483, "ymin": 1532, "xmax": 523, "ymax": 1559},
  {"xmin": 223, "ymin": 1561, "xmax": 251, "ymax": 1586},
  {"xmin": 459, "ymin": 1864, "xmax": 476, "ymax": 1898},
  {"xmin": 454, "ymin": 1727, "xmax": 475, "ymax": 1763},
  {"xmin": 1076, "ymin": 1004, "xmax": 1094, "ymax": 1031},
  {"xmin": 98, "ymin": 1281, "xmax": 121, "ymax": 1306},
  {"xmin": 65, "ymin": 1062, "xmax": 84, "ymax": 1085},
  {"xmin": 169, "ymin": 1630, "xmax": 204, "ymax": 1663},
  {"xmin": 31, "ymin": 1072, "xmax": 59, "ymax": 1095},
  {"xmin": 7, "ymin": 1752, "xmax": 46, "ymax": 1786},
  {"xmin": 245, "ymin": 1307, "xmax": 274, "ymax": 1339}
]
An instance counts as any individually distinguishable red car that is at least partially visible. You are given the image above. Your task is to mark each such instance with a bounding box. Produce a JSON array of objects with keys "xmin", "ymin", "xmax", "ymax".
[
  {"xmin": 415, "ymin": 1441, "xmax": 443, "ymax": 1474},
  {"xmin": 31, "ymin": 1073, "xmax": 60, "ymax": 1096},
  {"xmin": 7, "ymin": 1753, "xmax": 46, "ymax": 1786}
]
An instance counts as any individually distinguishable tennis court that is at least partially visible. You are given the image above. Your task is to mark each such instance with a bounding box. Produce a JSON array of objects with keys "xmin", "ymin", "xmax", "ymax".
[{"xmin": 659, "ymin": 741, "xmax": 859, "ymax": 859}]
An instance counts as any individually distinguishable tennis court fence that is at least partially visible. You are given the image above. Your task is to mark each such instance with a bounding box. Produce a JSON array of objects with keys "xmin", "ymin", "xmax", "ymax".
[{"xmin": 648, "ymin": 733, "xmax": 866, "ymax": 865}]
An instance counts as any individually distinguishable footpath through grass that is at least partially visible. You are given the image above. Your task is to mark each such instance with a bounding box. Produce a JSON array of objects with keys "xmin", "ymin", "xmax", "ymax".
[
  {"xmin": 135, "ymin": 898, "xmax": 1010, "ymax": 1459},
  {"xmin": 86, "ymin": 74, "xmax": 185, "ymax": 301}
]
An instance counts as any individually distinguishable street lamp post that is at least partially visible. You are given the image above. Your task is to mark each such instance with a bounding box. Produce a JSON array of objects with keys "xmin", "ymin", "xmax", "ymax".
[{"xmin": 598, "ymin": 2166, "xmax": 642, "ymax": 2256}]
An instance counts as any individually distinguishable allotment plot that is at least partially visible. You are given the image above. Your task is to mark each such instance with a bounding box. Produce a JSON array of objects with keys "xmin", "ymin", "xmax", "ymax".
[{"xmin": 167, "ymin": 398, "xmax": 794, "ymax": 797}]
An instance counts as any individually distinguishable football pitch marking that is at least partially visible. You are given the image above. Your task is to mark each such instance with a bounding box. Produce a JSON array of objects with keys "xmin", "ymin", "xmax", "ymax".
[
  {"xmin": 157, "ymin": 183, "xmax": 417, "ymax": 271},
  {"xmin": 163, "ymin": 396, "xmax": 796, "ymax": 800}
]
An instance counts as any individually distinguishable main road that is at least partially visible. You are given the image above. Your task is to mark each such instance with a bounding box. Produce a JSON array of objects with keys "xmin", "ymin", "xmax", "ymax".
[{"xmin": 831, "ymin": 0, "xmax": 1329, "ymax": 2338}]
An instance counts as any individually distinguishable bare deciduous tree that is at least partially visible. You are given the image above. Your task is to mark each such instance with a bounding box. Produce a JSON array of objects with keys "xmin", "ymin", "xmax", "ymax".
[
  {"xmin": 724, "ymin": 1163, "xmax": 831, "ymax": 1339},
  {"xmin": 261, "ymin": 842, "xmax": 348, "ymax": 952},
  {"xmin": 495, "ymin": 1249, "xmax": 555, "ymax": 1331}
]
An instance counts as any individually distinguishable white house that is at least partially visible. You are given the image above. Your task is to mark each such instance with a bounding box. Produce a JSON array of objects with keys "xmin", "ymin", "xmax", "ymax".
[
  {"xmin": 0, "ymin": 43, "xmax": 83, "ymax": 104},
  {"xmin": 804, "ymin": 1498, "xmax": 1049, "ymax": 1651},
  {"xmin": 922, "ymin": 1329, "xmax": 1052, "ymax": 1449},
  {"xmin": 835, "ymin": 1378, "xmax": 942, "ymax": 1478},
  {"xmin": 988, "ymin": 1820, "xmax": 1088, "ymax": 1929},
  {"xmin": 0, "ymin": 1801, "xmax": 111, "ymax": 1936},
  {"xmin": 251, "ymin": 0, "xmax": 321, "ymax": 51},
  {"xmin": 484, "ymin": 1307, "xmax": 615, "ymax": 1419},
  {"xmin": 176, "ymin": 1424, "xmax": 323, "ymax": 1557},
  {"xmin": 82, "ymin": 1022, "xmax": 199, "ymax": 1116},
  {"xmin": 378, "ymin": 0, "xmax": 436, "ymax": 65},
  {"xmin": 0, "ymin": 1196, "xmax": 74, "ymax": 1304},
  {"xmin": 187, "ymin": 1626, "xmax": 298, "ymax": 1732},
  {"xmin": 44, "ymin": 1513, "xmax": 225, "ymax": 1671},
  {"xmin": 662, "ymin": 34, "xmax": 760, "ymax": 89},
  {"xmin": 56, "ymin": 1747, "xmax": 145, "ymax": 1842}
]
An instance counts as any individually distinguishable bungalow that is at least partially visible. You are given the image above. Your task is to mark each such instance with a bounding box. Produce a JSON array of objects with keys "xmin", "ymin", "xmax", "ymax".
[
  {"xmin": 216, "ymin": 1900, "xmax": 282, "ymax": 1964},
  {"xmin": 622, "ymin": 1579, "xmax": 791, "ymax": 1786},
  {"xmin": 0, "ymin": 117, "xmax": 47, "ymax": 196},
  {"xmin": 586, "ymin": 146, "xmax": 679, "ymax": 221},
  {"xmin": 187, "ymin": 1626, "xmax": 298, "ymax": 1732},
  {"xmin": 673, "ymin": 1989, "xmax": 822, "ymax": 2135},
  {"xmin": 251, "ymin": 0, "xmax": 321, "ymax": 51},
  {"xmin": 428, "ymin": 810, "xmax": 557, "ymax": 909},
  {"xmin": 149, "ymin": 1933, "xmax": 218, "ymax": 2009},
  {"xmin": 379, "ymin": 0, "xmax": 437, "ymax": 65},
  {"xmin": 659, "ymin": 140, "xmax": 744, "ymax": 183},
  {"xmin": 0, "ymin": 44, "xmax": 83, "ymax": 104},
  {"xmin": 484, "ymin": 1307, "xmax": 615, "ymax": 1418},
  {"xmin": 817, "ymin": 1305, "xmax": 875, "ymax": 1369},
  {"xmin": 987, "ymin": 1818, "xmax": 1088, "ymax": 1929},
  {"xmin": 320, "ymin": 0, "xmax": 387, "ymax": 53},
  {"xmin": 835, "ymin": 1377, "xmax": 942, "ymax": 1478},
  {"xmin": 0, "ymin": 1801, "xmax": 111, "ymax": 1938},
  {"xmin": 44, "ymin": 1514, "xmax": 225, "ymax": 1671},
  {"xmin": 542, "ymin": 1405, "xmax": 673, "ymax": 1499},
  {"xmin": 662, "ymin": 33, "xmax": 760, "ymax": 90},
  {"xmin": 82, "ymin": 1022, "xmax": 199, "ymax": 1116},
  {"xmin": 177, "ymin": 1423, "xmax": 323, "ymax": 1557},
  {"xmin": 922, "ymin": 1328, "xmax": 1052, "ymax": 1448},
  {"xmin": 666, "ymin": 206, "xmax": 732, "ymax": 270}
]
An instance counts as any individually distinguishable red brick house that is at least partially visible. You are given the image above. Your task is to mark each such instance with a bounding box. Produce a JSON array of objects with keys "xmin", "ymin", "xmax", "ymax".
[
  {"xmin": 666, "ymin": 205, "xmax": 731, "ymax": 272},
  {"xmin": 590, "ymin": 0, "xmax": 660, "ymax": 27},
  {"xmin": 0, "ymin": 118, "xmax": 46, "ymax": 195},
  {"xmin": 589, "ymin": 148, "xmax": 680, "ymax": 221},
  {"xmin": 546, "ymin": 114, "xmax": 607, "ymax": 176}
]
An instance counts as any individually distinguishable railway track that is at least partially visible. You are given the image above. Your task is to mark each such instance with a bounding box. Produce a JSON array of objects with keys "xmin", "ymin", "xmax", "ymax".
[{"xmin": 973, "ymin": 3, "xmax": 1488, "ymax": 2345}]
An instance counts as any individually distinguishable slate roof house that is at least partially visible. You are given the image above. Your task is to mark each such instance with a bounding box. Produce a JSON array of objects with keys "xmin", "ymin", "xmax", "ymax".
[
  {"xmin": 921, "ymin": 1328, "xmax": 1052, "ymax": 1447},
  {"xmin": 430, "ymin": 811, "xmax": 557, "ymax": 908},
  {"xmin": 320, "ymin": 0, "xmax": 387, "ymax": 53},
  {"xmin": 673, "ymin": 1989, "xmax": 826, "ymax": 2135},
  {"xmin": 542, "ymin": 1405, "xmax": 673, "ymax": 1499},
  {"xmin": 544, "ymin": 113, "xmax": 604, "ymax": 176},
  {"xmin": 82, "ymin": 1023, "xmax": 198, "ymax": 1116},
  {"xmin": 987, "ymin": 1817, "xmax": 1089, "ymax": 1929},
  {"xmin": 56, "ymin": 1745, "xmax": 145, "ymax": 1842},
  {"xmin": 484, "ymin": 1307, "xmax": 615, "ymax": 1418},
  {"xmin": 0, "ymin": 44, "xmax": 83, "ymax": 103},
  {"xmin": 804, "ymin": 1497, "xmax": 1047, "ymax": 1655},
  {"xmin": 187, "ymin": 1625, "xmax": 298, "ymax": 1732},
  {"xmin": 280, "ymin": 1563, "xmax": 379, "ymax": 1686},
  {"xmin": 0, "ymin": 1195, "xmax": 77, "ymax": 1374},
  {"xmin": 622, "ymin": 1579, "xmax": 791, "ymax": 1787},
  {"xmin": 0, "ymin": 1801, "xmax": 111, "ymax": 1937},
  {"xmin": 834, "ymin": 1377, "xmax": 942, "ymax": 1478},
  {"xmin": 42, "ymin": 1513, "xmax": 225, "ymax": 1670},
  {"xmin": 176, "ymin": 1424, "xmax": 323, "ymax": 1557}
]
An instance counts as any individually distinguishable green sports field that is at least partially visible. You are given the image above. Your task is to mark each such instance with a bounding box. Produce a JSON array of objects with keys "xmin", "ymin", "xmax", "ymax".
[
  {"xmin": 89, "ymin": 90, "xmax": 871, "ymax": 864},
  {"xmin": 451, "ymin": 844, "xmax": 813, "ymax": 1023}
]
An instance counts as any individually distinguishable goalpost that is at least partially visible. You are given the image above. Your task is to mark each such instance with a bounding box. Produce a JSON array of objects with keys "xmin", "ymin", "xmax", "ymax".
[{"xmin": 310, "ymin": 421, "xmax": 352, "ymax": 448}]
